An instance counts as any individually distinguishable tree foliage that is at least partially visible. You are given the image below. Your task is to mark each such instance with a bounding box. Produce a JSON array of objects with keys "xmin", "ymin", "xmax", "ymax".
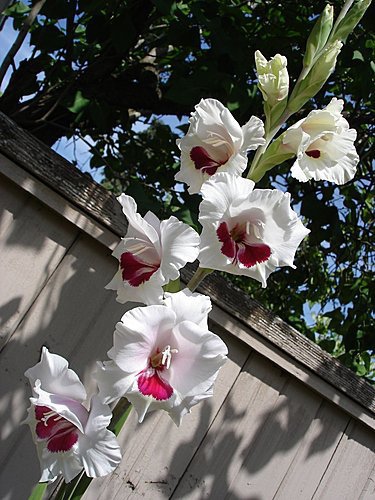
[{"xmin": 0, "ymin": 0, "xmax": 373, "ymax": 378}]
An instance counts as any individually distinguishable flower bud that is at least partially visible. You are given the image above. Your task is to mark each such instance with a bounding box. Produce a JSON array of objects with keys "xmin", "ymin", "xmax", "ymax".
[
  {"xmin": 303, "ymin": 4, "xmax": 334, "ymax": 70},
  {"xmin": 288, "ymin": 40, "xmax": 342, "ymax": 113},
  {"xmin": 255, "ymin": 51, "xmax": 289, "ymax": 107},
  {"xmin": 330, "ymin": 0, "xmax": 371, "ymax": 43}
]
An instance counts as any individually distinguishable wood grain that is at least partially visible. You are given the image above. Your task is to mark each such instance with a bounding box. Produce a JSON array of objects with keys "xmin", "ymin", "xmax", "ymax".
[{"xmin": 0, "ymin": 173, "xmax": 78, "ymax": 350}]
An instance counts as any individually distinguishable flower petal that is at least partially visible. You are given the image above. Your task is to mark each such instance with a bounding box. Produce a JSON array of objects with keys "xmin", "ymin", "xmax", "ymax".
[
  {"xmin": 241, "ymin": 116, "xmax": 266, "ymax": 151},
  {"xmin": 159, "ymin": 216, "xmax": 200, "ymax": 282},
  {"xmin": 108, "ymin": 305, "xmax": 176, "ymax": 373},
  {"xmin": 25, "ymin": 347, "xmax": 87, "ymax": 402},
  {"xmin": 163, "ymin": 289, "xmax": 212, "ymax": 329},
  {"xmin": 137, "ymin": 369, "xmax": 173, "ymax": 400}
]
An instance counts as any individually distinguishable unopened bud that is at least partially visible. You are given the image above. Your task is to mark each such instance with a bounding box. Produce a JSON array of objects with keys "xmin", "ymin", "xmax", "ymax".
[
  {"xmin": 288, "ymin": 40, "xmax": 342, "ymax": 113},
  {"xmin": 331, "ymin": 0, "xmax": 371, "ymax": 43},
  {"xmin": 255, "ymin": 51, "xmax": 289, "ymax": 107},
  {"xmin": 303, "ymin": 4, "xmax": 334, "ymax": 69}
]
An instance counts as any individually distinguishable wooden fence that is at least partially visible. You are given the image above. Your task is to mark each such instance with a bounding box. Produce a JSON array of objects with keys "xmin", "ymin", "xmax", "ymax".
[{"xmin": 0, "ymin": 111, "xmax": 374, "ymax": 499}]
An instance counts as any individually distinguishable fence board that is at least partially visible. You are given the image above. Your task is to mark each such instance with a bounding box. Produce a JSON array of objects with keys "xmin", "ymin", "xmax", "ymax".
[
  {"xmin": 172, "ymin": 352, "xmax": 290, "ymax": 499},
  {"xmin": 0, "ymin": 173, "xmax": 79, "ymax": 350},
  {"xmin": 83, "ymin": 330, "xmax": 249, "ymax": 500},
  {"xmin": 226, "ymin": 377, "xmax": 322, "ymax": 499},
  {"xmin": 274, "ymin": 400, "xmax": 350, "ymax": 499},
  {"xmin": 312, "ymin": 419, "xmax": 375, "ymax": 499}
]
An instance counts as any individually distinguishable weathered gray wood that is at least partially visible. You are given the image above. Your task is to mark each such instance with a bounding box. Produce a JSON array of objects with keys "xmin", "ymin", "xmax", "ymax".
[
  {"xmin": 83, "ymin": 331, "xmax": 250, "ymax": 500},
  {"xmin": 312, "ymin": 419, "xmax": 375, "ymax": 499},
  {"xmin": 226, "ymin": 374, "xmax": 323, "ymax": 498},
  {"xmin": 0, "ymin": 110, "xmax": 374, "ymax": 418},
  {"xmin": 172, "ymin": 352, "xmax": 291, "ymax": 499},
  {"xmin": 0, "ymin": 112, "xmax": 127, "ymax": 237},
  {"xmin": 0, "ymin": 233, "xmax": 127, "ymax": 500},
  {"xmin": 0, "ymin": 173, "xmax": 79, "ymax": 350},
  {"xmin": 274, "ymin": 401, "xmax": 350, "ymax": 499},
  {"xmin": 0, "ymin": 153, "xmax": 120, "ymax": 251},
  {"xmin": 360, "ymin": 463, "xmax": 375, "ymax": 499},
  {"xmin": 210, "ymin": 307, "xmax": 375, "ymax": 430}
]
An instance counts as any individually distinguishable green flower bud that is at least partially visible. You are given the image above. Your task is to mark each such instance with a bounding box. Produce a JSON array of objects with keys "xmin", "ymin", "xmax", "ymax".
[
  {"xmin": 303, "ymin": 4, "xmax": 334, "ymax": 70},
  {"xmin": 330, "ymin": 0, "xmax": 371, "ymax": 43},
  {"xmin": 288, "ymin": 40, "xmax": 342, "ymax": 113}
]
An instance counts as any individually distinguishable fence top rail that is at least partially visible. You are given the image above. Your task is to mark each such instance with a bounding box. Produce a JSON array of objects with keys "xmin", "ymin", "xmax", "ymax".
[{"xmin": 0, "ymin": 110, "xmax": 374, "ymax": 422}]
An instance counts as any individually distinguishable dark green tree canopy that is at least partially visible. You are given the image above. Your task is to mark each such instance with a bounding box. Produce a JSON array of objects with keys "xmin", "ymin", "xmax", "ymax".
[{"xmin": 0, "ymin": 0, "xmax": 373, "ymax": 377}]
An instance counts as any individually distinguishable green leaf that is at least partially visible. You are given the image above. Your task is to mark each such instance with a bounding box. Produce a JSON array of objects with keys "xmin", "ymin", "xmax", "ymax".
[
  {"xmin": 4, "ymin": 1, "xmax": 30, "ymax": 15},
  {"xmin": 67, "ymin": 91, "xmax": 90, "ymax": 114},
  {"xmin": 28, "ymin": 483, "xmax": 48, "ymax": 500},
  {"xmin": 352, "ymin": 50, "xmax": 364, "ymax": 61},
  {"xmin": 163, "ymin": 278, "xmax": 181, "ymax": 293}
]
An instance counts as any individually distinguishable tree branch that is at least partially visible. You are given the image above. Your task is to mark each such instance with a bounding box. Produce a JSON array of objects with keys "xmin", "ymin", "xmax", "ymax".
[{"xmin": 0, "ymin": 0, "xmax": 46, "ymax": 88}]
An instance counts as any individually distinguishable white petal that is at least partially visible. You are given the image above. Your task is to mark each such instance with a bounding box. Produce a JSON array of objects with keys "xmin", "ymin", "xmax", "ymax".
[
  {"xmin": 77, "ymin": 396, "xmax": 121, "ymax": 478},
  {"xmin": 194, "ymin": 98, "xmax": 243, "ymax": 147},
  {"xmin": 30, "ymin": 382, "xmax": 89, "ymax": 433},
  {"xmin": 199, "ymin": 172, "xmax": 255, "ymax": 223},
  {"xmin": 163, "ymin": 289, "xmax": 212, "ymax": 329},
  {"xmin": 241, "ymin": 116, "xmax": 266, "ymax": 151},
  {"xmin": 25, "ymin": 347, "xmax": 87, "ymax": 402},
  {"xmin": 40, "ymin": 448, "xmax": 82, "ymax": 483},
  {"xmin": 168, "ymin": 320, "xmax": 227, "ymax": 398},
  {"xmin": 108, "ymin": 271, "xmax": 165, "ymax": 305},
  {"xmin": 159, "ymin": 216, "xmax": 200, "ymax": 282},
  {"xmin": 95, "ymin": 361, "xmax": 135, "ymax": 404},
  {"xmin": 109, "ymin": 305, "xmax": 176, "ymax": 373},
  {"xmin": 117, "ymin": 194, "xmax": 160, "ymax": 249},
  {"xmin": 78, "ymin": 430, "xmax": 121, "ymax": 478}
]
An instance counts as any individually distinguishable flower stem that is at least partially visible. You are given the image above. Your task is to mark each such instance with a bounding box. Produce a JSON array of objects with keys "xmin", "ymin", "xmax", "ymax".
[{"xmin": 187, "ymin": 267, "xmax": 213, "ymax": 292}]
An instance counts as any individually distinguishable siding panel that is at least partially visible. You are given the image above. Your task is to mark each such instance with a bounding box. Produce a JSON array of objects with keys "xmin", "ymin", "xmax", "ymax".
[
  {"xmin": 274, "ymin": 400, "xmax": 350, "ymax": 499},
  {"xmin": 172, "ymin": 353, "xmax": 290, "ymax": 499},
  {"xmin": 0, "ymin": 173, "xmax": 78, "ymax": 350},
  {"xmin": 312, "ymin": 419, "xmax": 375, "ymax": 499}
]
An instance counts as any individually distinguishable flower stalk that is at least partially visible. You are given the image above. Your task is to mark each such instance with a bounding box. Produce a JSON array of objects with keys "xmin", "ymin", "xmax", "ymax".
[{"xmin": 187, "ymin": 267, "xmax": 214, "ymax": 292}]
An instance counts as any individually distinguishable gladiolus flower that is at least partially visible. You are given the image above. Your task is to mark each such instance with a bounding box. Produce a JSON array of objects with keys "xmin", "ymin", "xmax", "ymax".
[
  {"xmin": 283, "ymin": 98, "xmax": 359, "ymax": 184},
  {"xmin": 24, "ymin": 347, "xmax": 121, "ymax": 483},
  {"xmin": 175, "ymin": 98, "xmax": 265, "ymax": 194},
  {"xmin": 106, "ymin": 194, "xmax": 200, "ymax": 304},
  {"xmin": 198, "ymin": 173, "xmax": 310, "ymax": 287},
  {"xmin": 95, "ymin": 289, "xmax": 227, "ymax": 426}
]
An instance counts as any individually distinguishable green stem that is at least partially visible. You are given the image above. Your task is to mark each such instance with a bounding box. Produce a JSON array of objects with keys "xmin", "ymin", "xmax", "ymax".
[{"xmin": 187, "ymin": 267, "xmax": 213, "ymax": 292}]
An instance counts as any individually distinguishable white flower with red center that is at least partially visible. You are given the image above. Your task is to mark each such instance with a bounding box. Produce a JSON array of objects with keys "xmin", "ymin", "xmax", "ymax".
[
  {"xmin": 283, "ymin": 98, "xmax": 359, "ymax": 184},
  {"xmin": 106, "ymin": 194, "xmax": 200, "ymax": 304},
  {"xmin": 95, "ymin": 289, "xmax": 227, "ymax": 426},
  {"xmin": 198, "ymin": 173, "xmax": 310, "ymax": 287},
  {"xmin": 24, "ymin": 347, "xmax": 121, "ymax": 483},
  {"xmin": 175, "ymin": 98, "xmax": 265, "ymax": 194}
]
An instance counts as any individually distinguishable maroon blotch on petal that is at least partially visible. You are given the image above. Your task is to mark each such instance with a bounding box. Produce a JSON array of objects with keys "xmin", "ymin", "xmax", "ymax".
[
  {"xmin": 120, "ymin": 252, "xmax": 159, "ymax": 287},
  {"xmin": 190, "ymin": 146, "xmax": 223, "ymax": 175},
  {"xmin": 138, "ymin": 371, "xmax": 173, "ymax": 401},
  {"xmin": 306, "ymin": 149, "xmax": 321, "ymax": 158}
]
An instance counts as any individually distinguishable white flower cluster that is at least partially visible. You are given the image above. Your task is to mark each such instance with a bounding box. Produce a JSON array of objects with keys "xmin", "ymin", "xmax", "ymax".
[{"xmin": 24, "ymin": 27, "xmax": 360, "ymax": 487}]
